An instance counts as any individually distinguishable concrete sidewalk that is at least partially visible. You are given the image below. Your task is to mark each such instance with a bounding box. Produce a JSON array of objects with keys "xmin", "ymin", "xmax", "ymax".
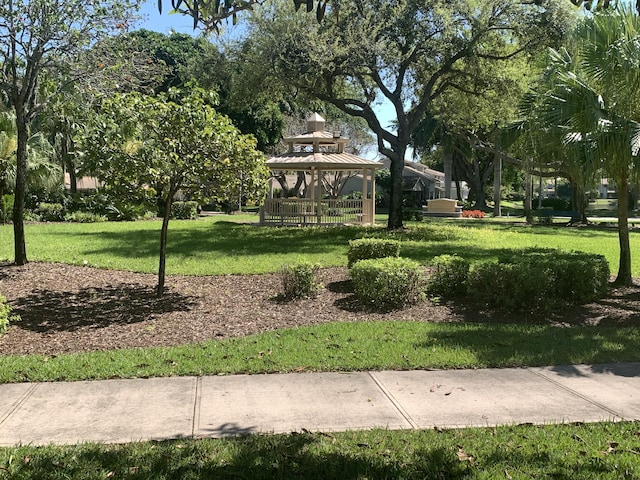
[{"xmin": 1, "ymin": 363, "xmax": 639, "ymax": 446}]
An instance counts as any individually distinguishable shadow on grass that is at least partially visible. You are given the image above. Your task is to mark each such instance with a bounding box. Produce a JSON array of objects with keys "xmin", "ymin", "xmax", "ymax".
[
  {"xmin": 69, "ymin": 222, "xmax": 370, "ymax": 261},
  {"xmin": 11, "ymin": 284, "xmax": 196, "ymax": 333},
  {"xmin": 5, "ymin": 427, "xmax": 638, "ymax": 479},
  {"xmin": 417, "ymin": 322, "xmax": 640, "ymax": 369},
  {"xmin": 4, "ymin": 433, "xmax": 465, "ymax": 479}
]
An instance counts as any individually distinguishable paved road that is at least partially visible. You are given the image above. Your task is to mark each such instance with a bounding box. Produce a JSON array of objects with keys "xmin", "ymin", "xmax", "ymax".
[{"xmin": 1, "ymin": 363, "xmax": 639, "ymax": 446}]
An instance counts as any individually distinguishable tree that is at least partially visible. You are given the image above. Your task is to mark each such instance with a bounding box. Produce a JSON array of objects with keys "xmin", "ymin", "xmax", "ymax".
[
  {"xmin": 84, "ymin": 88, "xmax": 269, "ymax": 296},
  {"xmin": 242, "ymin": 0, "xmax": 572, "ymax": 229},
  {"xmin": 0, "ymin": 0, "xmax": 140, "ymax": 265},
  {"xmin": 524, "ymin": 6, "xmax": 640, "ymax": 285}
]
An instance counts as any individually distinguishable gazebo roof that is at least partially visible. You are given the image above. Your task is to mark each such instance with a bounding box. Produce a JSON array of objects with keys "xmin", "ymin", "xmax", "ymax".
[
  {"xmin": 267, "ymin": 151, "xmax": 383, "ymax": 170},
  {"xmin": 269, "ymin": 113, "xmax": 384, "ymax": 171}
]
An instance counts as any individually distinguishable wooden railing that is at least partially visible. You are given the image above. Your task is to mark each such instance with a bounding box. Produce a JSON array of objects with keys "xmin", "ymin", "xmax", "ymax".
[{"xmin": 261, "ymin": 198, "xmax": 373, "ymax": 225}]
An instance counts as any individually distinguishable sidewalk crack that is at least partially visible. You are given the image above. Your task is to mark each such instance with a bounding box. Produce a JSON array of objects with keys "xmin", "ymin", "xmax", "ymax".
[
  {"xmin": 368, "ymin": 371, "xmax": 417, "ymax": 429},
  {"xmin": 527, "ymin": 368, "xmax": 623, "ymax": 420}
]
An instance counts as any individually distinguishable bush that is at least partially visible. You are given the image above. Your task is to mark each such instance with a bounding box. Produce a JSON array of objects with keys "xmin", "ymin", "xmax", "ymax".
[
  {"xmin": 171, "ymin": 201, "xmax": 199, "ymax": 220},
  {"xmin": 37, "ymin": 202, "xmax": 65, "ymax": 222},
  {"xmin": 0, "ymin": 293, "xmax": 17, "ymax": 337},
  {"xmin": 1, "ymin": 194, "xmax": 13, "ymax": 223},
  {"xmin": 351, "ymin": 257, "xmax": 425, "ymax": 310},
  {"xmin": 280, "ymin": 262, "xmax": 323, "ymax": 300},
  {"xmin": 64, "ymin": 211, "xmax": 108, "ymax": 223},
  {"xmin": 466, "ymin": 250, "xmax": 610, "ymax": 312},
  {"xmin": 347, "ymin": 238, "xmax": 401, "ymax": 268},
  {"xmin": 427, "ymin": 255, "xmax": 470, "ymax": 297}
]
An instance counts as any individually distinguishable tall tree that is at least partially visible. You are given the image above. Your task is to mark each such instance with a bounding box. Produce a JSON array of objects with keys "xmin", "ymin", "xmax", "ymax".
[
  {"xmin": 0, "ymin": 0, "xmax": 140, "ymax": 265},
  {"xmin": 242, "ymin": 0, "xmax": 573, "ymax": 229},
  {"xmin": 83, "ymin": 88, "xmax": 269, "ymax": 296}
]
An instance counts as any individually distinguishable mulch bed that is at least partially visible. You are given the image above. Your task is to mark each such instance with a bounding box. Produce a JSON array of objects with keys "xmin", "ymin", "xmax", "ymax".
[{"xmin": 1, "ymin": 262, "xmax": 639, "ymax": 357}]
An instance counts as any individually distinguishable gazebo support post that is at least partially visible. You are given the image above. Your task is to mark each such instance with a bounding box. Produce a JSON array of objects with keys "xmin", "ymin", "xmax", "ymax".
[
  {"xmin": 362, "ymin": 169, "xmax": 369, "ymax": 224},
  {"xmin": 317, "ymin": 167, "xmax": 322, "ymax": 224}
]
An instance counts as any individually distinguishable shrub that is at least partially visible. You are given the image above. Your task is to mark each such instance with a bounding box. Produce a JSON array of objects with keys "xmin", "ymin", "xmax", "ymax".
[
  {"xmin": 37, "ymin": 202, "xmax": 65, "ymax": 222},
  {"xmin": 462, "ymin": 210, "xmax": 485, "ymax": 218},
  {"xmin": 171, "ymin": 201, "xmax": 199, "ymax": 220},
  {"xmin": 64, "ymin": 211, "xmax": 108, "ymax": 223},
  {"xmin": 467, "ymin": 250, "xmax": 610, "ymax": 312},
  {"xmin": 351, "ymin": 257, "xmax": 425, "ymax": 310},
  {"xmin": 0, "ymin": 293, "xmax": 17, "ymax": 337},
  {"xmin": 280, "ymin": 262, "xmax": 323, "ymax": 300},
  {"xmin": 427, "ymin": 255, "xmax": 470, "ymax": 297},
  {"xmin": 347, "ymin": 238, "xmax": 401, "ymax": 268},
  {"xmin": 1, "ymin": 194, "xmax": 13, "ymax": 223}
]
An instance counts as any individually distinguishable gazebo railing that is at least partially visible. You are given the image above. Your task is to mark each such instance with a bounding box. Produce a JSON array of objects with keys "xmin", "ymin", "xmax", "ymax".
[{"xmin": 261, "ymin": 198, "xmax": 372, "ymax": 225}]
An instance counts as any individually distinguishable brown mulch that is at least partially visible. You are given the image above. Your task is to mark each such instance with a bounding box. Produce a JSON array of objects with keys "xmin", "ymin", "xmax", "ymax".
[{"xmin": 1, "ymin": 262, "xmax": 639, "ymax": 356}]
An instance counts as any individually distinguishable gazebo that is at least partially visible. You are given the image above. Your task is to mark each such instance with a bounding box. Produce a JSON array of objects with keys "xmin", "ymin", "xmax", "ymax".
[{"xmin": 260, "ymin": 113, "xmax": 383, "ymax": 226}]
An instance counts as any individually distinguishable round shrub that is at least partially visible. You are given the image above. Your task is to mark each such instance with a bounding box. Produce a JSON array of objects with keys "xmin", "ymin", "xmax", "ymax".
[
  {"xmin": 171, "ymin": 201, "xmax": 199, "ymax": 220},
  {"xmin": 280, "ymin": 262, "xmax": 323, "ymax": 300},
  {"xmin": 347, "ymin": 238, "xmax": 401, "ymax": 268},
  {"xmin": 350, "ymin": 257, "xmax": 425, "ymax": 310},
  {"xmin": 427, "ymin": 255, "xmax": 470, "ymax": 297}
]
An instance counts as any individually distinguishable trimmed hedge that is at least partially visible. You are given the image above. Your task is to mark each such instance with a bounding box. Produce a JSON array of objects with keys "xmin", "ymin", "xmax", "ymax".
[
  {"xmin": 427, "ymin": 255, "xmax": 470, "ymax": 297},
  {"xmin": 466, "ymin": 250, "xmax": 610, "ymax": 312},
  {"xmin": 280, "ymin": 262, "xmax": 323, "ymax": 300},
  {"xmin": 351, "ymin": 257, "xmax": 425, "ymax": 310},
  {"xmin": 347, "ymin": 238, "xmax": 401, "ymax": 268}
]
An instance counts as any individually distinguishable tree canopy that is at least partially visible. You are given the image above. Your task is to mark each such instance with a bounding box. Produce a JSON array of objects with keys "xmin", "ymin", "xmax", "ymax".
[
  {"xmin": 83, "ymin": 87, "xmax": 269, "ymax": 295},
  {"xmin": 241, "ymin": 0, "xmax": 574, "ymax": 228}
]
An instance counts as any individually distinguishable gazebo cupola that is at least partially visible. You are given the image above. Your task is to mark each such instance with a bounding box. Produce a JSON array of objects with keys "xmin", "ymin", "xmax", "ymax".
[
  {"xmin": 285, "ymin": 113, "xmax": 349, "ymax": 154},
  {"xmin": 260, "ymin": 113, "xmax": 383, "ymax": 226}
]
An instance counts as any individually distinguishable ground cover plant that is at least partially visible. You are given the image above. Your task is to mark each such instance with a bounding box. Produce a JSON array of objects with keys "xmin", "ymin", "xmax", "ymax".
[{"xmin": 2, "ymin": 422, "xmax": 640, "ymax": 479}]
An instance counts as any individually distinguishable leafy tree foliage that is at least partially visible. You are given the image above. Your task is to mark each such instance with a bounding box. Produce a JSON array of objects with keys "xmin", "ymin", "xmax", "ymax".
[{"xmin": 83, "ymin": 88, "xmax": 269, "ymax": 296}]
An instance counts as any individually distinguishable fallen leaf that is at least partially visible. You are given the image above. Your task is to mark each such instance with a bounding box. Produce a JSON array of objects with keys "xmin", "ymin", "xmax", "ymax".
[{"xmin": 457, "ymin": 446, "xmax": 475, "ymax": 464}]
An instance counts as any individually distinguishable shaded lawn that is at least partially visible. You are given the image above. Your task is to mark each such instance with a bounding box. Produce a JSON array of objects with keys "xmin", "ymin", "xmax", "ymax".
[
  {"xmin": 2, "ymin": 422, "xmax": 640, "ymax": 479},
  {"xmin": 0, "ymin": 217, "xmax": 637, "ymax": 276}
]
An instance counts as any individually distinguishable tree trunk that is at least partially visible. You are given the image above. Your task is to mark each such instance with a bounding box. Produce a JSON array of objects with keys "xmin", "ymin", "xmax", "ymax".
[
  {"xmin": 443, "ymin": 152, "xmax": 452, "ymax": 198},
  {"xmin": 157, "ymin": 192, "xmax": 174, "ymax": 297},
  {"xmin": 12, "ymin": 109, "xmax": 29, "ymax": 265},
  {"xmin": 524, "ymin": 169, "xmax": 533, "ymax": 222},
  {"xmin": 387, "ymin": 154, "xmax": 404, "ymax": 229},
  {"xmin": 493, "ymin": 154, "xmax": 502, "ymax": 217},
  {"xmin": 614, "ymin": 175, "xmax": 632, "ymax": 286}
]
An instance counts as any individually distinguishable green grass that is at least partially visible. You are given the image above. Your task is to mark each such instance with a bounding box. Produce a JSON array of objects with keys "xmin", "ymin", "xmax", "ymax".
[
  {"xmin": 1, "ymin": 215, "xmax": 640, "ymax": 275},
  {"xmin": 2, "ymin": 322, "xmax": 639, "ymax": 383},
  {"xmin": 2, "ymin": 422, "xmax": 640, "ymax": 479}
]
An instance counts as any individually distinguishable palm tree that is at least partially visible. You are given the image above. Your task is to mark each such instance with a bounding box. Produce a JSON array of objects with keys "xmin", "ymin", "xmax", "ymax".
[{"xmin": 520, "ymin": 7, "xmax": 640, "ymax": 285}]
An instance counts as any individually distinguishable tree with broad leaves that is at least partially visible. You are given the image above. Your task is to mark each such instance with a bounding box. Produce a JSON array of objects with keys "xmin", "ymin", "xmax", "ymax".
[
  {"xmin": 0, "ymin": 0, "xmax": 141, "ymax": 266},
  {"xmin": 83, "ymin": 87, "xmax": 269, "ymax": 296}
]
